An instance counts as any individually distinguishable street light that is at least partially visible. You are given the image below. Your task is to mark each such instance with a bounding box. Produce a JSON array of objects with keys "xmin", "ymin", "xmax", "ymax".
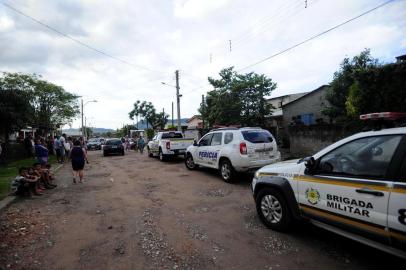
[{"xmin": 81, "ymin": 99, "xmax": 97, "ymax": 138}]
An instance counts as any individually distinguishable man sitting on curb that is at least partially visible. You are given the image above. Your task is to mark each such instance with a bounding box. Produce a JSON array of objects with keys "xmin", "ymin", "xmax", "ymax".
[{"xmin": 11, "ymin": 167, "xmax": 42, "ymax": 197}]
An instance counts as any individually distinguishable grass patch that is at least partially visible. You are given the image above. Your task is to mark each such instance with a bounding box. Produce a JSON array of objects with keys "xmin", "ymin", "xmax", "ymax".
[{"xmin": 0, "ymin": 155, "xmax": 57, "ymax": 200}]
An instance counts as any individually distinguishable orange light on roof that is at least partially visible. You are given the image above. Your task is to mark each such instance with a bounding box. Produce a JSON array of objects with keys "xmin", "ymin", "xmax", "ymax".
[{"xmin": 360, "ymin": 112, "xmax": 406, "ymax": 121}]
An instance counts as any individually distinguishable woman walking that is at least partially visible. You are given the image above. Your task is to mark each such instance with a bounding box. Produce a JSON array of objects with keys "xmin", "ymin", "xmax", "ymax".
[{"xmin": 70, "ymin": 139, "xmax": 89, "ymax": 183}]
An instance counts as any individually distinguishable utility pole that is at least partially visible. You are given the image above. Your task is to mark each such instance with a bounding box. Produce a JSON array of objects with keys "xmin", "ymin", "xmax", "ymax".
[
  {"xmin": 171, "ymin": 102, "xmax": 174, "ymax": 126},
  {"xmin": 81, "ymin": 99, "xmax": 84, "ymax": 137},
  {"xmin": 175, "ymin": 70, "xmax": 181, "ymax": 131},
  {"xmin": 201, "ymin": 95, "xmax": 205, "ymax": 130}
]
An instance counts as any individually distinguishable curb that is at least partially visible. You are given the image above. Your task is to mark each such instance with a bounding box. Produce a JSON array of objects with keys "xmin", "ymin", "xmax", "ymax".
[{"xmin": 0, "ymin": 163, "xmax": 65, "ymax": 212}]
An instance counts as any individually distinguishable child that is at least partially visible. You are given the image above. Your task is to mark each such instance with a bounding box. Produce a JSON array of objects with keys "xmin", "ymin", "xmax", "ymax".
[{"xmin": 11, "ymin": 167, "xmax": 42, "ymax": 197}]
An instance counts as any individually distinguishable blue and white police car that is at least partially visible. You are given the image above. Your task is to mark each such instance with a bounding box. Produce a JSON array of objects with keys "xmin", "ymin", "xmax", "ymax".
[{"xmin": 185, "ymin": 127, "xmax": 281, "ymax": 182}]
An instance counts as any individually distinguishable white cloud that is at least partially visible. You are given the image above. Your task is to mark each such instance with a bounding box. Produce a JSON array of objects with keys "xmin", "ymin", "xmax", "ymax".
[
  {"xmin": 0, "ymin": 15, "xmax": 14, "ymax": 32},
  {"xmin": 0, "ymin": 0, "xmax": 405, "ymax": 129},
  {"xmin": 173, "ymin": 0, "xmax": 230, "ymax": 19}
]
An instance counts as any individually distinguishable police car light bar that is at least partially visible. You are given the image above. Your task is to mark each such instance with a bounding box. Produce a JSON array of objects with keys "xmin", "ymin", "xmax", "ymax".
[{"xmin": 360, "ymin": 112, "xmax": 406, "ymax": 121}]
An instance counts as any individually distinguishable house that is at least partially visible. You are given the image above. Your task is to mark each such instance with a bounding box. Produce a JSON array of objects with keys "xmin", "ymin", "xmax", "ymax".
[
  {"xmin": 267, "ymin": 92, "xmax": 309, "ymax": 127},
  {"xmin": 186, "ymin": 115, "xmax": 203, "ymax": 129},
  {"xmin": 396, "ymin": 54, "xmax": 406, "ymax": 64},
  {"xmin": 282, "ymin": 85, "xmax": 331, "ymax": 128},
  {"xmin": 266, "ymin": 92, "xmax": 308, "ymax": 142},
  {"xmin": 164, "ymin": 118, "xmax": 189, "ymax": 130}
]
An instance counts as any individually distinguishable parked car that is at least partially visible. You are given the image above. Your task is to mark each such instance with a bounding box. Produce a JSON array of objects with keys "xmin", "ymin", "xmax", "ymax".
[
  {"xmin": 252, "ymin": 123, "xmax": 406, "ymax": 258},
  {"xmin": 147, "ymin": 131, "xmax": 194, "ymax": 161},
  {"xmin": 87, "ymin": 138, "xmax": 103, "ymax": 150},
  {"xmin": 103, "ymin": 138, "xmax": 124, "ymax": 156},
  {"xmin": 185, "ymin": 127, "xmax": 281, "ymax": 182}
]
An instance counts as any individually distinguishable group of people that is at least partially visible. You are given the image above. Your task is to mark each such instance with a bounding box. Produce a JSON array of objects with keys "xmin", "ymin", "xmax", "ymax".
[
  {"xmin": 12, "ymin": 134, "xmax": 90, "ymax": 198},
  {"xmin": 121, "ymin": 136, "xmax": 145, "ymax": 154},
  {"xmin": 24, "ymin": 133, "xmax": 81, "ymax": 164},
  {"xmin": 11, "ymin": 163, "xmax": 57, "ymax": 197}
]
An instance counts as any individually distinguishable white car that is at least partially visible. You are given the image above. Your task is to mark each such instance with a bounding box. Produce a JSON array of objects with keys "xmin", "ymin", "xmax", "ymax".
[
  {"xmin": 252, "ymin": 126, "xmax": 406, "ymax": 258},
  {"xmin": 147, "ymin": 131, "xmax": 194, "ymax": 161},
  {"xmin": 185, "ymin": 127, "xmax": 281, "ymax": 182}
]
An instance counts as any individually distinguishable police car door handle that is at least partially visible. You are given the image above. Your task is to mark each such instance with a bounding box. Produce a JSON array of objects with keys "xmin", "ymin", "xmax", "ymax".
[{"xmin": 355, "ymin": 188, "xmax": 384, "ymax": 197}]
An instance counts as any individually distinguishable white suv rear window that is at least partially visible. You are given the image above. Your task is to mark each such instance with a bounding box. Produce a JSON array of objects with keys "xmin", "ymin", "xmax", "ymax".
[{"xmin": 241, "ymin": 130, "xmax": 273, "ymax": 143}]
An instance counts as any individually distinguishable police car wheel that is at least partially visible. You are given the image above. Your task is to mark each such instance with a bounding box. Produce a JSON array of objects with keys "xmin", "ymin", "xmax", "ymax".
[
  {"xmin": 185, "ymin": 154, "xmax": 197, "ymax": 170},
  {"xmin": 147, "ymin": 147, "xmax": 153, "ymax": 157},
  {"xmin": 220, "ymin": 159, "xmax": 235, "ymax": 183},
  {"xmin": 256, "ymin": 188, "xmax": 292, "ymax": 231},
  {"xmin": 159, "ymin": 148, "xmax": 166, "ymax": 162}
]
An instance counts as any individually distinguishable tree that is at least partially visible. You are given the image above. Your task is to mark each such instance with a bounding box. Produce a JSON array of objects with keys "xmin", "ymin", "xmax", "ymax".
[
  {"xmin": 345, "ymin": 62, "xmax": 406, "ymax": 116},
  {"xmin": 32, "ymin": 79, "xmax": 79, "ymax": 134},
  {"xmin": 323, "ymin": 49, "xmax": 379, "ymax": 121},
  {"xmin": 129, "ymin": 100, "xmax": 142, "ymax": 129},
  {"xmin": 0, "ymin": 73, "xmax": 35, "ymax": 143},
  {"xmin": 199, "ymin": 67, "xmax": 276, "ymax": 127},
  {"xmin": 0, "ymin": 72, "xmax": 79, "ymax": 140},
  {"xmin": 129, "ymin": 100, "xmax": 168, "ymax": 130}
]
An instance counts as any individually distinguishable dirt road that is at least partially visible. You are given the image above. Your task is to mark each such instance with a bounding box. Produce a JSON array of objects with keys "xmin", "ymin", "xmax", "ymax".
[{"xmin": 0, "ymin": 151, "xmax": 403, "ymax": 269}]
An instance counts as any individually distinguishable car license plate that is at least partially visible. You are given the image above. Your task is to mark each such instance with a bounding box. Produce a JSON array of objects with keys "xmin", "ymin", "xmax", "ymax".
[
  {"xmin": 179, "ymin": 150, "xmax": 185, "ymax": 153},
  {"xmin": 112, "ymin": 146, "xmax": 117, "ymax": 149}
]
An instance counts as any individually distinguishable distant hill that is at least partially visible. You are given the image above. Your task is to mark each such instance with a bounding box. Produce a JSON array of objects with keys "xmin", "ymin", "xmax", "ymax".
[{"xmin": 63, "ymin": 128, "xmax": 114, "ymax": 134}]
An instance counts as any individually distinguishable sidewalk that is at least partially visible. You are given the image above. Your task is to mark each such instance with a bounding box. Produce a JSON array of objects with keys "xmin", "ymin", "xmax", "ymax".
[{"xmin": 0, "ymin": 163, "xmax": 64, "ymax": 212}]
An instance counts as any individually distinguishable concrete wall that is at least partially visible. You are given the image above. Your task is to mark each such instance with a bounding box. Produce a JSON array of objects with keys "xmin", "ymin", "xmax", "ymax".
[
  {"xmin": 282, "ymin": 85, "xmax": 330, "ymax": 127},
  {"xmin": 288, "ymin": 125, "xmax": 357, "ymax": 157}
]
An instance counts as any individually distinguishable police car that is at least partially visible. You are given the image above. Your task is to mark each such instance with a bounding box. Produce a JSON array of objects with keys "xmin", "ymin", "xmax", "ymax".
[
  {"xmin": 185, "ymin": 127, "xmax": 281, "ymax": 182},
  {"xmin": 252, "ymin": 112, "xmax": 406, "ymax": 258}
]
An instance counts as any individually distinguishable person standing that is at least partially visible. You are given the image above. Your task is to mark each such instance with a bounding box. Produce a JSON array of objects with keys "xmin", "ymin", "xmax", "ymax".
[
  {"xmin": 70, "ymin": 139, "xmax": 89, "ymax": 183},
  {"xmin": 54, "ymin": 136, "xmax": 62, "ymax": 163},
  {"xmin": 34, "ymin": 138, "xmax": 49, "ymax": 165},
  {"xmin": 138, "ymin": 136, "xmax": 145, "ymax": 154},
  {"xmin": 60, "ymin": 134, "xmax": 66, "ymax": 163}
]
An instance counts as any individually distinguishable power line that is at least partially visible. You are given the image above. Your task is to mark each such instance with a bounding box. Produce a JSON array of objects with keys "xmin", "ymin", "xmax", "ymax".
[
  {"xmin": 237, "ymin": 0, "xmax": 396, "ymax": 71},
  {"xmin": 2, "ymin": 2, "xmax": 171, "ymax": 75}
]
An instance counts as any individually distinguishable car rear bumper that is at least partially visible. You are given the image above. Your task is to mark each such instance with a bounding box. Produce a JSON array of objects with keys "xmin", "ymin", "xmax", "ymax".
[{"xmin": 233, "ymin": 153, "xmax": 281, "ymax": 172}]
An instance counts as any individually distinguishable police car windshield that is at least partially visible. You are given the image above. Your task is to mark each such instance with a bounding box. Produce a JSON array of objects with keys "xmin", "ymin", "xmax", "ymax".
[
  {"xmin": 242, "ymin": 130, "xmax": 273, "ymax": 143},
  {"xmin": 162, "ymin": 132, "xmax": 183, "ymax": 139}
]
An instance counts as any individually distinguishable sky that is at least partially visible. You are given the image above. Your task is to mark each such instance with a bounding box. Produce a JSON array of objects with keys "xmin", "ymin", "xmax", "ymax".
[{"xmin": 0, "ymin": 0, "xmax": 405, "ymax": 129}]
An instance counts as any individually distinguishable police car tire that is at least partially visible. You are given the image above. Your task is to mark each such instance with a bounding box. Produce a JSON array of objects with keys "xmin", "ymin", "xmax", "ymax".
[
  {"xmin": 185, "ymin": 154, "xmax": 197, "ymax": 170},
  {"xmin": 220, "ymin": 159, "xmax": 235, "ymax": 183},
  {"xmin": 147, "ymin": 147, "xmax": 153, "ymax": 157},
  {"xmin": 159, "ymin": 148, "xmax": 166, "ymax": 162},
  {"xmin": 255, "ymin": 188, "xmax": 293, "ymax": 232}
]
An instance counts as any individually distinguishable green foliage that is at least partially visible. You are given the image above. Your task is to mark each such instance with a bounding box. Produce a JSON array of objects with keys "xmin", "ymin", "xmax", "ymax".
[
  {"xmin": 32, "ymin": 79, "xmax": 79, "ymax": 132},
  {"xmin": 0, "ymin": 72, "xmax": 79, "ymax": 139},
  {"xmin": 199, "ymin": 67, "xmax": 276, "ymax": 127},
  {"xmin": 129, "ymin": 100, "xmax": 168, "ymax": 130},
  {"xmin": 116, "ymin": 124, "xmax": 134, "ymax": 137},
  {"xmin": 0, "ymin": 74, "xmax": 34, "ymax": 142},
  {"xmin": 324, "ymin": 49, "xmax": 406, "ymax": 121},
  {"xmin": 145, "ymin": 128, "xmax": 155, "ymax": 140},
  {"xmin": 346, "ymin": 63, "xmax": 406, "ymax": 116},
  {"xmin": 323, "ymin": 49, "xmax": 379, "ymax": 121}
]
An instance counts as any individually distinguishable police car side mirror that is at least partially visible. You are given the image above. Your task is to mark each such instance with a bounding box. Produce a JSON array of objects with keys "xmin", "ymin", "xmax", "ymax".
[
  {"xmin": 193, "ymin": 140, "xmax": 198, "ymax": 146},
  {"xmin": 304, "ymin": 156, "xmax": 317, "ymax": 175}
]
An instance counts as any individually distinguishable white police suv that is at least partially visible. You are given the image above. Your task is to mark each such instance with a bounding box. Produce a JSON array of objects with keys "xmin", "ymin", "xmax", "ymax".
[
  {"xmin": 252, "ymin": 113, "xmax": 406, "ymax": 258},
  {"xmin": 185, "ymin": 127, "xmax": 281, "ymax": 182}
]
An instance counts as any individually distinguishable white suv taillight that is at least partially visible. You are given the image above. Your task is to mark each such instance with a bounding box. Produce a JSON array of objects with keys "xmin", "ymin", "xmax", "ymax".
[
  {"xmin": 240, "ymin": 142, "xmax": 247, "ymax": 155},
  {"xmin": 166, "ymin": 141, "xmax": 171, "ymax": 149}
]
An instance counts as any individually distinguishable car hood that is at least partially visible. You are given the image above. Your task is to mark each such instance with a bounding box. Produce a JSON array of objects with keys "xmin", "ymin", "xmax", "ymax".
[{"xmin": 258, "ymin": 159, "xmax": 302, "ymax": 174}]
